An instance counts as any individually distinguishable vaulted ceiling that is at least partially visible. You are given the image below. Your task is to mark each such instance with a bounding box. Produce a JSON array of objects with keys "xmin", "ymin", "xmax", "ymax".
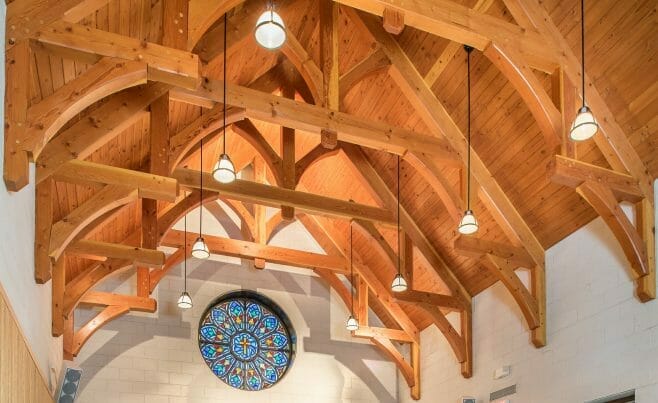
[{"xmin": 4, "ymin": 0, "xmax": 656, "ymax": 399}]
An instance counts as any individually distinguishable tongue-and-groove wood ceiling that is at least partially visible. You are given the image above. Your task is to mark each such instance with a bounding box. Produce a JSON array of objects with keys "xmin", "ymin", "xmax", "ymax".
[{"xmin": 4, "ymin": 0, "xmax": 656, "ymax": 399}]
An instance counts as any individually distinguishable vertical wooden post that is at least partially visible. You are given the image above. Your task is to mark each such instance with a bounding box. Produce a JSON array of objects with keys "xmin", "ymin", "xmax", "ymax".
[
  {"xmin": 383, "ymin": 8, "xmax": 405, "ymax": 35},
  {"xmin": 254, "ymin": 158, "xmax": 267, "ymax": 269},
  {"xmin": 356, "ymin": 274, "xmax": 369, "ymax": 326},
  {"xmin": 320, "ymin": 0, "xmax": 339, "ymax": 149},
  {"xmin": 531, "ymin": 264, "xmax": 547, "ymax": 347},
  {"xmin": 636, "ymin": 198, "xmax": 656, "ymax": 302},
  {"xmin": 35, "ymin": 178, "xmax": 54, "ymax": 283},
  {"xmin": 3, "ymin": 40, "xmax": 31, "ymax": 191},
  {"xmin": 400, "ymin": 232, "xmax": 414, "ymax": 288},
  {"xmin": 552, "ymin": 67, "xmax": 576, "ymax": 158},
  {"xmin": 281, "ymin": 87, "xmax": 296, "ymax": 221},
  {"xmin": 63, "ymin": 311, "xmax": 75, "ymax": 360},
  {"xmin": 410, "ymin": 341, "xmax": 421, "ymax": 400},
  {"xmin": 52, "ymin": 257, "xmax": 66, "ymax": 337},
  {"xmin": 460, "ymin": 308, "xmax": 472, "ymax": 378}
]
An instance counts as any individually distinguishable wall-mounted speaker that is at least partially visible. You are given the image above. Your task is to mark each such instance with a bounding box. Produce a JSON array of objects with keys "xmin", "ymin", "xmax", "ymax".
[{"xmin": 55, "ymin": 367, "xmax": 83, "ymax": 403}]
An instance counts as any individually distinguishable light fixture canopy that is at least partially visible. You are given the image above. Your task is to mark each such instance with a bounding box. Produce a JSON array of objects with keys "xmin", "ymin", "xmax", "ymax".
[
  {"xmin": 212, "ymin": 153, "xmax": 236, "ymax": 183},
  {"xmin": 569, "ymin": 106, "xmax": 598, "ymax": 141},
  {"xmin": 345, "ymin": 315, "xmax": 359, "ymax": 331},
  {"xmin": 458, "ymin": 209, "xmax": 479, "ymax": 235},
  {"xmin": 192, "ymin": 236, "xmax": 210, "ymax": 259},
  {"xmin": 177, "ymin": 291, "xmax": 193, "ymax": 309},
  {"xmin": 391, "ymin": 273, "xmax": 408, "ymax": 293},
  {"xmin": 255, "ymin": 9, "xmax": 286, "ymax": 50}
]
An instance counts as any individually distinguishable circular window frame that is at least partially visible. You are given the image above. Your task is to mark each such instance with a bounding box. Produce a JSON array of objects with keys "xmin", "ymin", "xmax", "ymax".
[{"xmin": 197, "ymin": 290, "xmax": 296, "ymax": 391}]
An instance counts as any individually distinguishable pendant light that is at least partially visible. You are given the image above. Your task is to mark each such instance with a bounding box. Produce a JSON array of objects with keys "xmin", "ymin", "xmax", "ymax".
[
  {"xmin": 254, "ymin": 2, "xmax": 286, "ymax": 50},
  {"xmin": 177, "ymin": 213, "xmax": 193, "ymax": 309},
  {"xmin": 458, "ymin": 46, "xmax": 479, "ymax": 236},
  {"xmin": 345, "ymin": 222, "xmax": 359, "ymax": 331},
  {"xmin": 391, "ymin": 155, "xmax": 408, "ymax": 293},
  {"xmin": 212, "ymin": 13, "xmax": 237, "ymax": 184},
  {"xmin": 192, "ymin": 132, "xmax": 210, "ymax": 259},
  {"xmin": 569, "ymin": 0, "xmax": 598, "ymax": 141}
]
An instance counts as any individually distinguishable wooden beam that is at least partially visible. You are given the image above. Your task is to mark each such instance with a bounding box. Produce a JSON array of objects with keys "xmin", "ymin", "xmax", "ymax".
[
  {"xmin": 350, "ymin": 12, "xmax": 546, "ymax": 270},
  {"xmin": 67, "ymin": 240, "xmax": 165, "ymax": 268},
  {"xmin": 319, "ymin": 0, "xmax": 340, "ymax": 148},
  {"xmin": 410, "ymin": 341, "xmax": 421, "ymax": 399},
  {"xmin": 577, "ymin": 181, "xmax": 649, "ymax": 279},
  {"xmin": 481, "ymin": 254, "xmax": 540, "ymax": 330},
  {"xmin": 36, "ymin": 83, "xmax": 169, "ymax": 184},
  {"xmin": 549, "ymin": 155, "xmax": 643, "ymax": 203},
  {"xmin": 79, "ymin": 291, "xmax": 157, "ymax": 312},
  {"xmin": 371, "ymin": 336, "xmax": 415, "ymax": 388},
  {"xmin": 353, "ymin": 326, "xmax": 414, "ymax": 343},
  {"xmin": 162, "ymin": 230, "xmax": 350, "ymax": 274},
  {"xmin": 394, "ymin": 290, "xmax": 463, "ymax": 312},
  {"xmin": 253, "ymin": 158, "xmax": 267, "ymax": 270},
  {"xmin": 356, "ymin": 274, "xmax": 369, "ymax": 326},
  {"xmin": 35, "ymin": 179, "xmax": 54, "ymax": 283},
  {"xmin": 70, "ymin": 305, "xmax": 129, "ymax": 356},
  {"xmin": 339, "ymin": 47, "xmax": 390, "ymax": 100},
  {"xmin": 281, "ymin": 32, "xmax": 323, "ymax": 104},
  {"xmin": 280, "ymin": 87, "xmax": 296, "ymax": 220},
  {"xmin": 184, "ymin": 79, "xmax": 459, "ymax": 161},
  {"xmin": 334, "ymin": 0, "xmax": 557, "ymax": 72},
  {"xmin": 49, "ymin": 185, "xmax": 139, "ymax": 262},
  {"xmin": 453, "ymin": 235, "xmax": 535, "ymax": 269},
  {"xmin": 34, "ymin": 21, "xmax": 200, "ymax": 89},
  {"xmin": 174, "ymin": 168, "xmax": 397, "ymax": 225},
  {"xmin": 460, "ymin": 309, "xmax": 473, "ymax": 377},
  {"xmin": 232, "ymin": 120, "xmax": 284, "ymax": 185},
  {"xmin": 531, "ymin": 264, "xmax": 546, "ymax": 347},
  {"xmin": 400, "ymin": 231, "xmax": 414, "ymax": 287},
  {"xmin": 52, "ymin": 257, "xmax": 66, "ymax": 336},
  {"xmin": 382, "ymin": 7, "xmax": 405, "ymax": 35},
  {"xmin": 52, "ymin": 160, "xmax": 178, "ymax": 202},
  {"xmin": 636, "ymin": 199, "xmax": 656, "ymax": 302}
]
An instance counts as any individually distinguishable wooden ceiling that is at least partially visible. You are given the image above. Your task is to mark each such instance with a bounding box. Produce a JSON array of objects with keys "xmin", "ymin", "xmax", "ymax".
[{"xmin": 4, "ymin": 0, "xmax": 656, "ymax": 398}]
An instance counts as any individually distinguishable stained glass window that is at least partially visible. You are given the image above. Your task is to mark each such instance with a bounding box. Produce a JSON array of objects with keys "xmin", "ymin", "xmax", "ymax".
[{"xmin": 198, "ymin": 291, "xmax": 296, "ymax": 391}]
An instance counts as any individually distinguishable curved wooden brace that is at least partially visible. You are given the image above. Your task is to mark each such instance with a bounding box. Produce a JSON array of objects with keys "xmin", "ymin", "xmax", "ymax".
[
  {"xmin": 339, "ymin": 47, "xmax": 391, "ymax": 101},
  {"xmin": 281, "ymin": 33, "xmax": 323, "ymax": 104},
  {"xmin": 577, "ymin": 181, "xmax": 649, "ymax": 279},
  {"xmin": 26, "ymin": 58, "xmax": 146, "ymax": 161},
  {"xmin": 187, "ymin": 0, "xmax": 244, "ymax": 50},
  {"xmin": 371, "ymin": 336, "xmax": 415, "ymax": 387},
  {"xmin": 418, "ymin": 304, "xmax": 466, "ymax": 363},
  {"xmin": 212, "ymin": 199, "xmax": 254, "ymax": 241},
  {"xmin": 68, "ymin": 305, "xmax": 130, "ymax": 357},
  {"xmin": 49, "ymin": 185, "xmax": 138, "ymax": 263},
  {"xmin": 265, "ymin": 212, "xmax": 296, "ymax": 243},
  {"xmin": 231, "ymin": 120, "xmax": 285, "ymax": 186},
  {"xmin": 483, "ymin": 42, "xmax": 562, "ymax": 149},
  {"xmin": 481, "ymin": 254, "xmax": 540, "ymax": 330},
  {"xmin": 295, "ymin": 144, "xmax": 343, "ymax": 186},
  {"xmin": 5, "ymin": 58, "xmax": 147, "ymax": 191}
]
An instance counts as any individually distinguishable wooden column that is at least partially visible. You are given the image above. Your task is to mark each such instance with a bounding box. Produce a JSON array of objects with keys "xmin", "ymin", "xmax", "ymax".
[
  {"xmin": 35, "ymin": 179, "xmax": 54, "ymax": 283},
  {"xmin": 254, "ymin": 158, "xmax": 267, "ymax": 269},
  {"xmin": 281, "ymin": 87, "xmax": 296, "ymax": 220}
]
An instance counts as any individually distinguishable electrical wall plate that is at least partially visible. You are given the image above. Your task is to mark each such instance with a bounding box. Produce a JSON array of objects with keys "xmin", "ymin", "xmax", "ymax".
[{"xmin": 461, "ymin": 397, "xmax": 476, "ymax": 403}]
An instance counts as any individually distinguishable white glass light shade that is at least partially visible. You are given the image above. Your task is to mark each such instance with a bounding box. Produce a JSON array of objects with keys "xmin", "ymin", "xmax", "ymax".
[
  {"xmin": 254, "ymin": 10, "xmax": 286, "ymax": 50},
  {"xmin": 212, "ymin": 153, "xmax": 236, "ymax": 184},
  {"xmin": 569, "ymin": 106, "xmax": 598, "ymax": 141},
  {"xmin": 390, "ymin": 273, "xmax": 408, "ymax": 293},
  {"xmin": 458, "ymin": 210, "xmax": 479, "ymax": 235},
  {"xmin": 345, "ymin": 315, "xmax": 359, "ymax": 331},
  {"xmin": 191, "ymin": 236, "xmax": 210, "ymax": 259},
  {"xmin": 177, "ymin": 291, "xmax": 193, "ymax": 309}
]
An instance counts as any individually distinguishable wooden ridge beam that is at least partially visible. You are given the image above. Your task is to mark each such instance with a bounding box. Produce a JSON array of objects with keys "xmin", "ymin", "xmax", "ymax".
[
  {"xmin": 161, "ymin": 229, "xmax": 350, "ymax": 274},
  {"xmin": 34, "ymin": 21, "xmax": 200, "ymax": 89},
  {"xmin": 549, "ymin": 155, "xmax": 643, "ymax": 203},
  {"xmin": 52, "ymin": 160, "xmax": 178, "ymax": 202},
  {"xmin": 174, "ymin": 168, "xmax": 397, "ymax": 225},
  {"xmin": 49, "ymin": 185, "xmax": 138, "ymax": 262},
  {"xmin": 453, "ymin": 235, "xmax": 535, "ymax": 269},
  {"xmin": 179, "ymin": 79, "xmax": 459, "ymax": 161},
  {"xmin": 334, "ymin": 0, "xmax": 557, "ymax": 72},
  {"xmin": 36, "ymin": 83, "xmax": 170, "ymax": 184},
  {"xmin": 67, "ymin": 240, "xmax": 166, "ymax": 268},
  {"xmin": 481, "ymin": 254, "xmax": 540, "ymax": 331},
  {"xmin": 79, "ymin": 291, "xmax": 157, "ymax": 312}
]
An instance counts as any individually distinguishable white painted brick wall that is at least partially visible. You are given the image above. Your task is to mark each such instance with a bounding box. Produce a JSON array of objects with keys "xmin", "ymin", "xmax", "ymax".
[
  {"xmin": 400, "ymin": 200, "xmax": 658, "ymax": 403},
  {"xmin": 75, "ymin": 219, "xmax": 398, "ymax": 403}
]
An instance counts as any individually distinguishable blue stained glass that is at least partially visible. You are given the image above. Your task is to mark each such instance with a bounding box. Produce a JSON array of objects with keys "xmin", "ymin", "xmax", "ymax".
[{"xmin": 198, "ymin": 291, "xmax": 295, "ymax": 392}]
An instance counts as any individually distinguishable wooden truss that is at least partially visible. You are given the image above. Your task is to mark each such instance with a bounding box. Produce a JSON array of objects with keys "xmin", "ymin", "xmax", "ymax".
[{"xmin": 4, "ymin": 0, "xmax": 655, "ymax": 400}]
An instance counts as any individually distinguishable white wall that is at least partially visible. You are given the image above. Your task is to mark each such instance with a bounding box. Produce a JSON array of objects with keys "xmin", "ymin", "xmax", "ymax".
[
  {"xmin": 0, "ymin": 1, "xmax": 63, "ymax": 392},
  {"xmin": 75, "ymin": 217, "xmax": 398, "ymax": 403},
  {"xmin": 400, "ymin": 187, "xmax": 658, "ymax": 403}
]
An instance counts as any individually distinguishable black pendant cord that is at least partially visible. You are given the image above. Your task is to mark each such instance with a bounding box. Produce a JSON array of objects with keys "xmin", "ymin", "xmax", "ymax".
[
  {"xmin": 183, "ymin": 212, "xmax": 188, "ymax": 292},
  {"xmin": 580, "ymin": 0, "xmax": 586, "ymax": 107},
  {"xmin": 466, "ymin": 46, "xmax": 472, "ymax": 211},
  {"xmin": 350, "ymin": 223, "xmax": 354, "ymax": 315},
  {"xmin": 223, "ymin": 13, "xmax": 228, "ymax": 154},
  {"xmin": 397, "ymin": 154, "xmax": 401, "ymax": 275}
]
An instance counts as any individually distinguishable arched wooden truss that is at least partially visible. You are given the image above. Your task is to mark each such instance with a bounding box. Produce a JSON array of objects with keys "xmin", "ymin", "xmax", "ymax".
[{"xmin": 4, "ymin": 0, "xmax": 655, "ymax": 400}]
